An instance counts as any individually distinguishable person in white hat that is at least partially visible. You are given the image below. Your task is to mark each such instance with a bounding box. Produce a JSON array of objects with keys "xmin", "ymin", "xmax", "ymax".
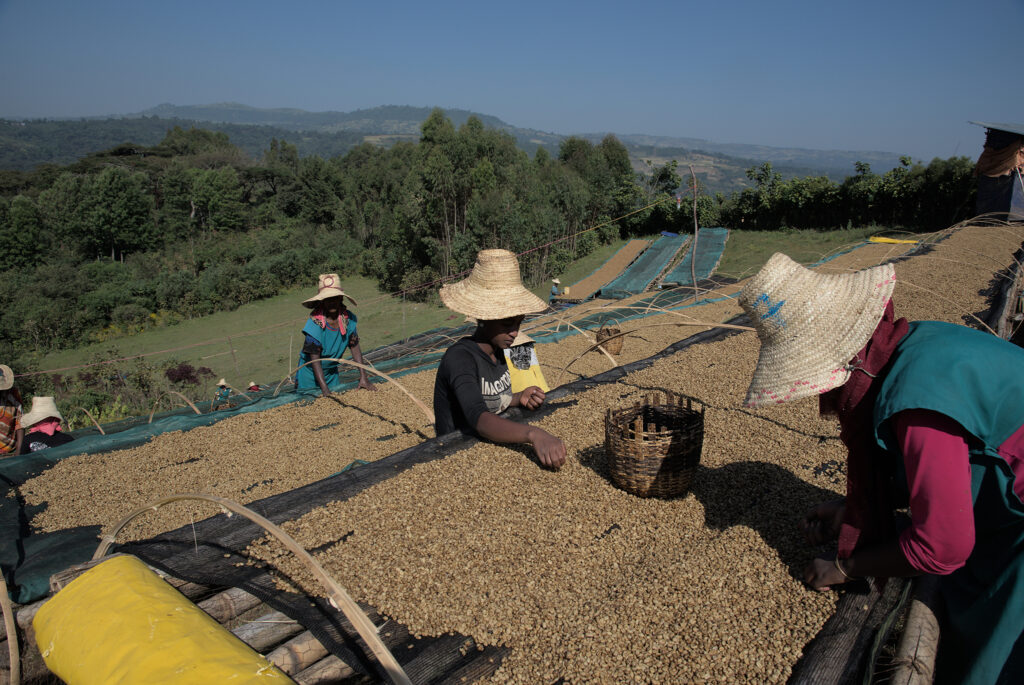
[
  {"xmin": 212, "ymin": 378, "xmax": 231, "ymax": 408},
  {"xmin": 17, "ymin": 396, "xmax": 74, "ymax": 455},
  {"xmin": 434, "ymin": 250, "xmax": 566, "ymax": 469},
  {"xmin": 247, "ymin": 381, "xmax": 261, "ymax": 392},
  {"xmin": 297, "ymin": 273, "xmax": 375, "ymax": 396},
  {"xmin": 549, "ymin": 278, "xmax": 561, "ymax": 303},
  {"xmin": 739, "ymin": 253, "xmax": 1024, "ymax": 683},
  {"xmin": 0, "ymin": 364, "xmax": 24, "ymax": 457}
]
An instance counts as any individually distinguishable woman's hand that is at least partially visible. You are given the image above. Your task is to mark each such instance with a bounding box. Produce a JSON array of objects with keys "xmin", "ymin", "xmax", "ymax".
[
  {"xmin": 802, "ymin": 499, "xmax": 846, "ymax": 545},
  {"xmin": 803, "ymin": 556, "xmax": 849, "ymax": 591},
  {"xmin": 357, "ymin": 375, "xmax": 376, "ymax": 391},
  {"xmin": 527, "ymin": 427, "xmax": 566, "ymax": 469},
  {"xmin": 516, "ymin": 386, "xmax": 546, "ymax": 410}
]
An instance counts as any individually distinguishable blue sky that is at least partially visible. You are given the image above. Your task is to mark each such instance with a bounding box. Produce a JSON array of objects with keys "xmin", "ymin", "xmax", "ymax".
[{"xmin": 0, "ymin": 0, "xmax": 1020, "ymax": 161}]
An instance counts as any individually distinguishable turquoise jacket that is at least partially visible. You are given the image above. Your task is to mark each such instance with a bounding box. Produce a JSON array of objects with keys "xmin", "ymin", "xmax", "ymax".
[{"xmin": 872, "ymin": 321, "xmax": 1024, "ymax": 685}]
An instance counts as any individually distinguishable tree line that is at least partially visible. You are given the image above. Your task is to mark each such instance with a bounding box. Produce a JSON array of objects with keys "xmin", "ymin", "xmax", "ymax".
[{"xmin": 0, "ymin": 109, "xmax": 978, "ymax": 381}]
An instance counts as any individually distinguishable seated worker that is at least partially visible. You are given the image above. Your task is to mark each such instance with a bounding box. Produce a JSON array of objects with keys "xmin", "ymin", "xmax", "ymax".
[
  {"xmin": 0, "ymin": 363, "xmax": 23, "ymax": 457},
  {"xmin": 738, "ymin": 253, "xmax": 1024, "ymax": 684},
  {"xmin": 297, "ymin": 273, "xmax": 375, "ymax": 396},
  {"xmin": 549, "ymin": 278, "xmax": 561, "ymax": 303},
  {"xmin": 247, "ymin": 381, "xmax": 261, "ymax": 393},
  {"xmin": 213, "ymin": 379, "xmax": 231, "ymax": 408},
  {"xmin": 434, "ymin": 249, "xmax": 566, "ymax": 469},
  {"xmin": 18, "ymin": 396, "xmax": 74, "ymax": 454}
]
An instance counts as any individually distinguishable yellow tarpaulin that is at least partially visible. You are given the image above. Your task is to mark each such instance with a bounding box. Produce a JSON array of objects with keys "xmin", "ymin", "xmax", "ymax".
[
  {"xmin": 33, "ymin": 555, "xmax": 292, "ymax": 684},
  {"xmin": 869, "ymin": 236, "xmax": 919, "ymax": 245}
]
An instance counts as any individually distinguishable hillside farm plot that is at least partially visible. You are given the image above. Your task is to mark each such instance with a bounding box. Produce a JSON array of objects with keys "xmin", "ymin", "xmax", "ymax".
[{"xmin": 13, "ymin": 224, "xmax": 1024, "ymax": 683}]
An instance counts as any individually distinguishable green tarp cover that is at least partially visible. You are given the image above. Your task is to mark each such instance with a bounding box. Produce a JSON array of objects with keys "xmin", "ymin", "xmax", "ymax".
[{"xmin": 600, "ymin": 234, "xmax": 689, "ymax": 299}]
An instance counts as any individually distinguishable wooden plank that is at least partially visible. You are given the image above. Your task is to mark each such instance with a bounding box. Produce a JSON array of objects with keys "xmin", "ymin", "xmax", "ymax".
[
  {"xmin": 292, "ymin": 654, "xmax": 361, "ymax": 684},
  {"xmin": 789, "ymin": 577, "xmax": 906, "ymax": 684},
  {"xmin": 231, "ymin": 610, "xmax": 304, "ymax": 653}
]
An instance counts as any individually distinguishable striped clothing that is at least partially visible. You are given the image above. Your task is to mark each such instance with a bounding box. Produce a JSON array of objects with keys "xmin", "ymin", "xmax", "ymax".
[{"xmin": 0, "ymin": 388, "xmax": 23, "ymax": 454}]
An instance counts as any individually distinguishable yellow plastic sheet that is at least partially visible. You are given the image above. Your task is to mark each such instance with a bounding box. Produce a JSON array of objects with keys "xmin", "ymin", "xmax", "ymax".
[
  {"xmin": 504, "ymin": 342, "xmax": 550, "ymax": 393},
  {"xmin": 869, "ymin": 236, "xmax": 919, "ymax": 244},
  {"xmin": 33, "ymin": 555, "xmax": 292, "ymax": 684}
]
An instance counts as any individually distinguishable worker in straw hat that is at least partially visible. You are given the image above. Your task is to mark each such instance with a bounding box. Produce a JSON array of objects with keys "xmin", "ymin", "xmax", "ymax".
[
  {"xmin": 18, "ymin": 396, "xmax": 74, "ymax": 455},
  {"xmin": 212, "ymin": 378, "xmax": 231, "ymax": 408},
  {"xmin": 0, "ymin": 364, "xmax": 24, "ymax": 457},
  {"xmin": 299, "ymin": 270, "xmax": 378, "ymax": 393},
  {"xmin": 434, "ymin": 249, "xmax": 566, "ymax": 469},
  {"xmin": 549, "ymin": 278, "xmax": 561, "ymax": 303},
  {"xmin": 297, "ymin": 273, "xmax": 375, "ymax": 396},
  {"xmin": 738, "ymin": 252, "xmax": 1024, "ymax": 683},
  {"xmin": 296, "ymin": 274, "xmax": 376, "ymax": 395}
]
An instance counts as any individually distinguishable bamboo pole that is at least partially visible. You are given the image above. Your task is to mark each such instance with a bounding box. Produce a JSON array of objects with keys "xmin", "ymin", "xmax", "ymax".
[
  {"xmin": 93, "ymin": 493, "xmax": 412, "ymax": 685},
  {"xmin": 556, "ymin": 319, "xmax": 754, "ymax": 385},
  {"xmin": 148, "ymin": 390, "xmax": 202, "ymax": 423},
  {"xmin": 0, "ymin": 573, "xmax": 18, "ymax": 685},
  {"xmin": 689, "ymin": 164, "xmax": 701, "ymax": 302},
  {"xmin": 75, "ymin": 406, "xmax": 105, "ymax": 434},
  {"xmin": 274, "ymin": 358, "xmax": 434, "ymax": 424}
]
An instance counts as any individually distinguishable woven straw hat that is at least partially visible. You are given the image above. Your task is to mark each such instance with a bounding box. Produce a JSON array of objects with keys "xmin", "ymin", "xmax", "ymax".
[
  {"xmin": 22, "ymin": 396, "xmax": 63, "ymax": 428},
  {"xmin": 0, "ymin": 364, "xmax": 13, "ymax": 391},
  {"xmin": 738, "ymin": 253, "xmax": 896, "ymax": 408},
  {"xmin": 217, "ymin": 378, "xmax": 227, "ymax": 387},
  {"xmin": 552, "ymin": 278, "xmax": 561, "ymax": 284},
  {"xmin": 302, "ymin": 274, "xmax": 357, "ymax": 308},
  {"xmin": 440, "ymin": 250, "xmax": 547, "ymax": 320}
]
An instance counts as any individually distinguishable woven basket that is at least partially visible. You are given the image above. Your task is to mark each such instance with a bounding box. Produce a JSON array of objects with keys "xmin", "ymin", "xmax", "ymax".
[
  {"xmin": 605, "ymin": 391, "xmax": 704, "ymax": 498},
  {"xmin": 596, "ymin": 326, "xmax": 624, "ymax": 355}
]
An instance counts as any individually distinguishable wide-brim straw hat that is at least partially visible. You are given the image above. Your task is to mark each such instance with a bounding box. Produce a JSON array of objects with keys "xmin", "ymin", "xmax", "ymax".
[
  {"xmin": 0, "ymin": 364, "xmax": 12, "ymax": 391},
  {"xmin": 217, "ymin": 378, "xmax": 228, "ymax": 387},
  {"xmin": 552, "ymin": 278, "xmax": 561, "ymax": 284},
  {"xmin": 738, "ymin": 253, "xmax": 896, "ymax": 408},
  {"xmin": 440, "ymin": 250, "xmax": 547, "ymax": 320},
  {"xmin": 22, "ymin": 396, "xmax": 63, "ymax": 428},
  {"xmin": 302, "ymin": 273, "xmax": 358, "ymax": 309}
]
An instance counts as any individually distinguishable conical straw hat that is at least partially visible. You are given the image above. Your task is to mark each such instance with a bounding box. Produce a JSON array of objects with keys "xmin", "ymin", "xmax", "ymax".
[
  {"xmin": 440, "ymin": 250, "xmax": 547, "ymax": 320},
  {"xmin": 22, "ymin": 396, "xmax": 63, "ymax": 428},
  {"xmin": 737, "ymin": 253, "xmax": 895, "ymax": 408}
]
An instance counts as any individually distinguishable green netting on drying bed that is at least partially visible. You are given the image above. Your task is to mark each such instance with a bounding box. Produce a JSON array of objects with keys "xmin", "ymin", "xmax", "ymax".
[
  {"xmin": 662, "ymin": 227, "xmax": 730, "ymax": 286},
  {"xmin": 599, "ymin": 234, "xmax": 689, "ymax": 299}
]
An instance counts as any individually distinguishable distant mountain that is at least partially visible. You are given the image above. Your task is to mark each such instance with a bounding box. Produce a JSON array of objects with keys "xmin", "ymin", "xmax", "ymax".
[
  {"xmin": 136, "ymin": 103, "xmax": 565, "ymax": 154},
  {"xmin": 136, "ymin": 103, "xmax": 906, "ymax": 176},
  {"xmin": 1, "ymin": 102, "xmax": 910, "ymax": 194}
]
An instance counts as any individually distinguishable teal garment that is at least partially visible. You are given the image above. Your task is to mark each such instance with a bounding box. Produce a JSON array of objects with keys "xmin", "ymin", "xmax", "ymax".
[
  {"xmin": 296, "ymin": 313, "xmax": 357, "ymax": 390},
  {"xmin": 872, "ymin": 321, "xmax": 1024, "ymax": 685},
  {"xmin": 215, "ymin": 387, "xmax": 230, "ymax": 402}
]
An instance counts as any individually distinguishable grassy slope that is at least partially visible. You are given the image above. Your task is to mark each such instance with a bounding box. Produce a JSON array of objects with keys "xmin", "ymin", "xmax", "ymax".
[
  {"xmin": 714, "ymin": 226, "xmax": 888, "ymax": 280},
  {"xmin": 40, "ymin": 239, "xmax": 632, "ymax": 387},
  {"xmin": 40, "ymin": 228, "xmax": 897, "ymax": 387}
]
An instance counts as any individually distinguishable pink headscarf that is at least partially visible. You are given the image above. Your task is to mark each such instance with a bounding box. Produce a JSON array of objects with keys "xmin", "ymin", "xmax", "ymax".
[
  {"xmin": 30, "ymin": 417, "xmax": 63, "ymax": 436},
  {"xmin": 309, "ymin": 305, "xmax": 347, "ymax": 336}
]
